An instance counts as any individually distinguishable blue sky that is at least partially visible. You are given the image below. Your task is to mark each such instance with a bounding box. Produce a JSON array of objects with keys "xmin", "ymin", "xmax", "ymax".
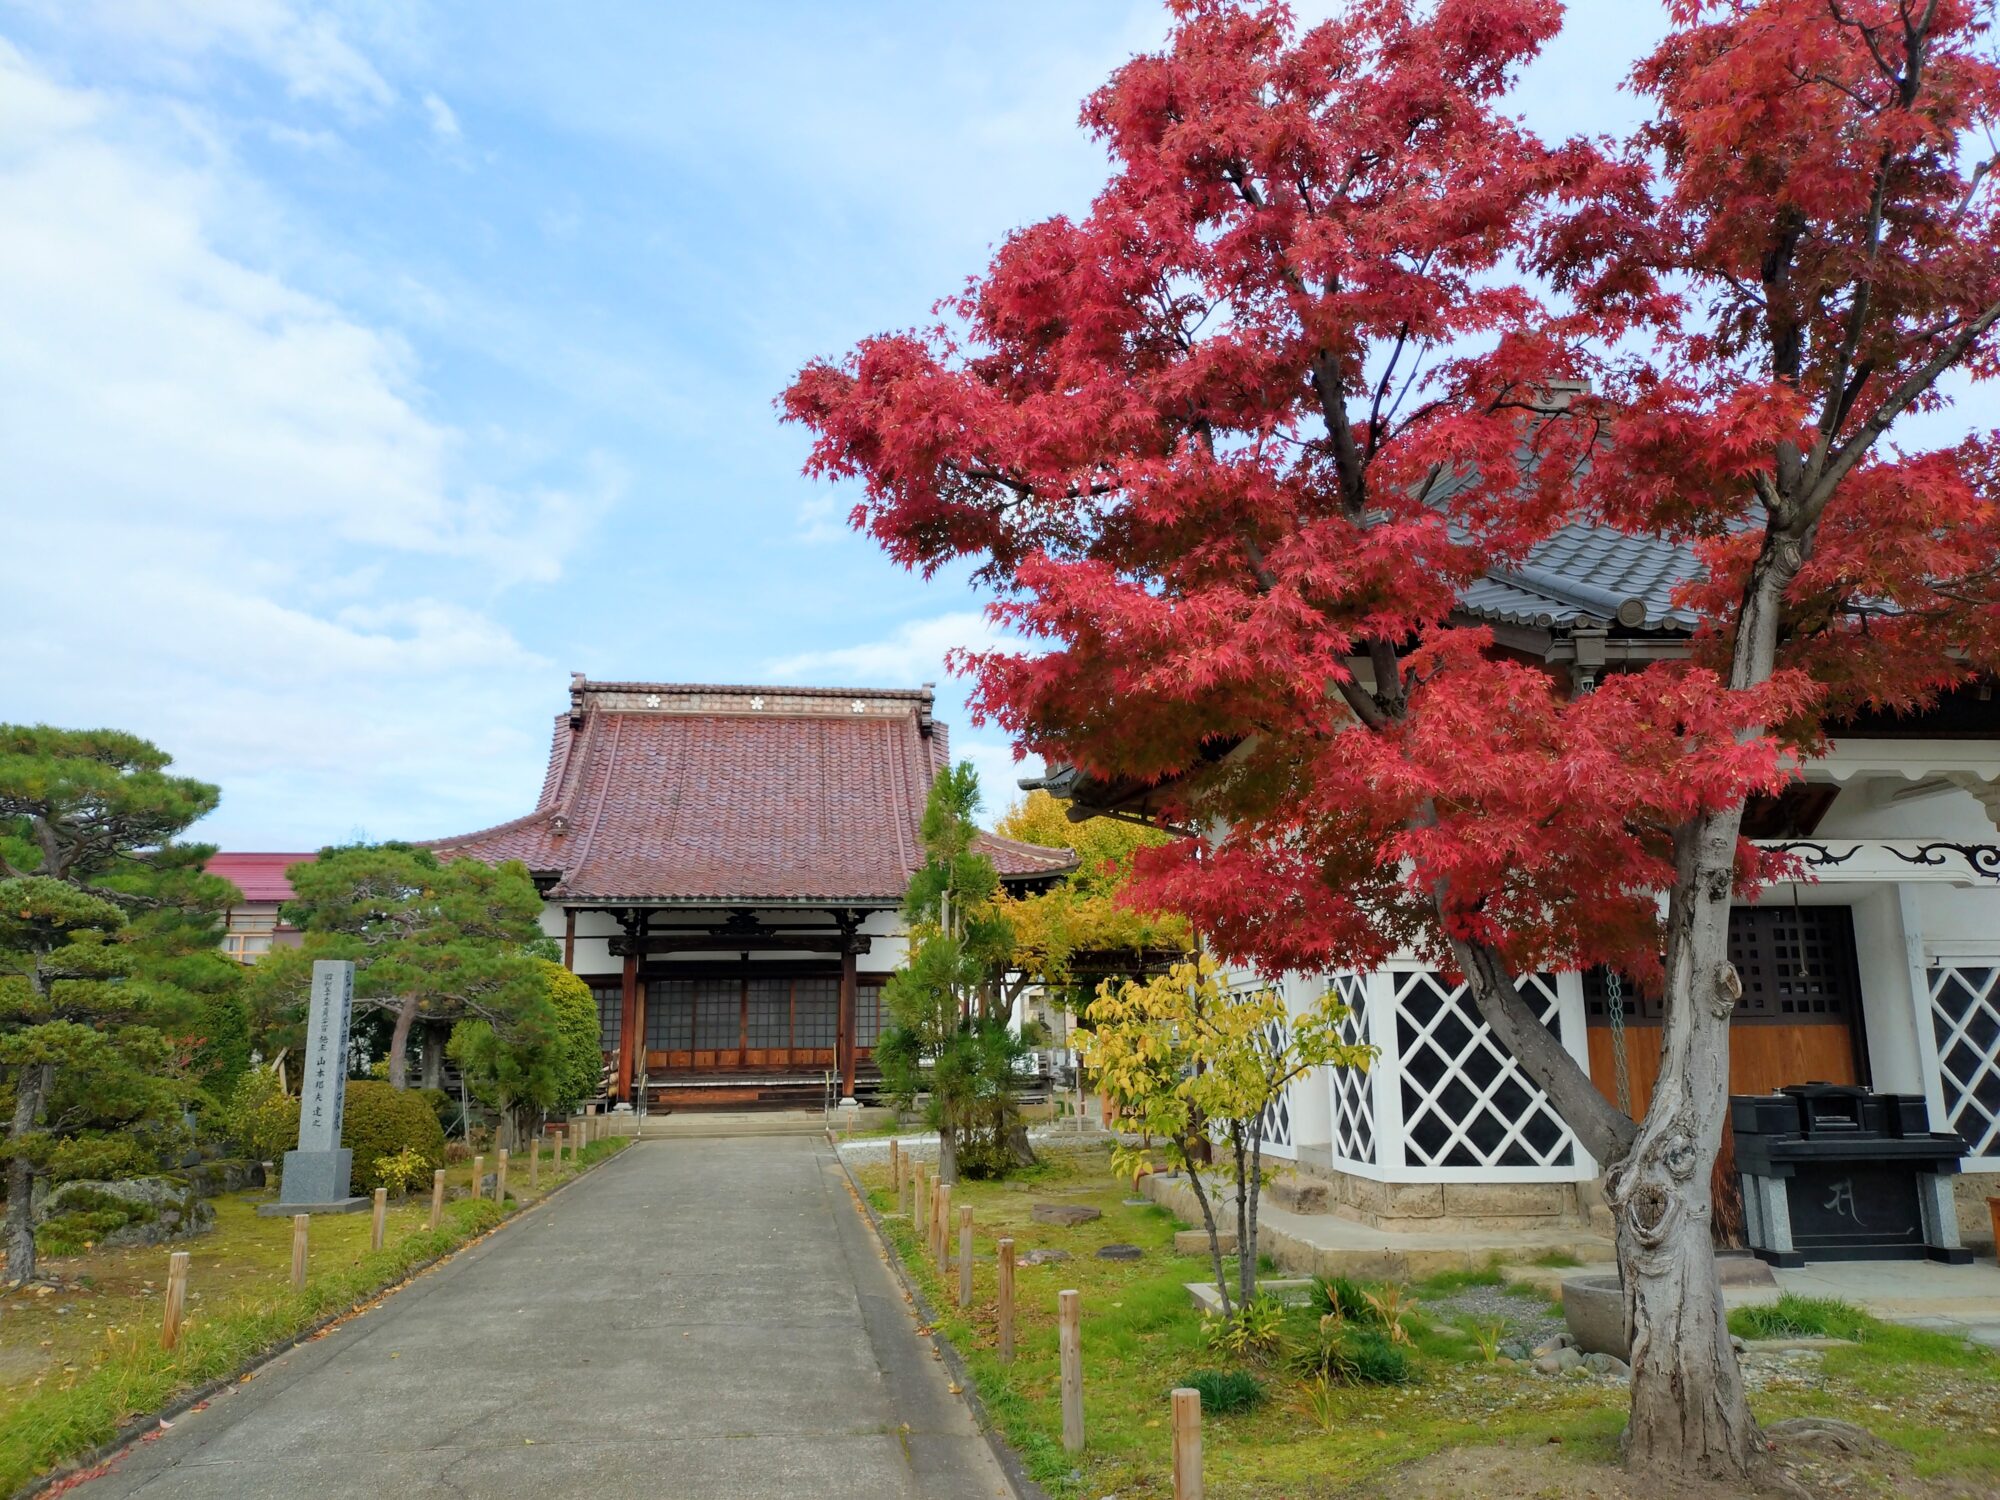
[{"xmin": 0, "ymin": 1, "xmax": 1667, "ymax": 849}]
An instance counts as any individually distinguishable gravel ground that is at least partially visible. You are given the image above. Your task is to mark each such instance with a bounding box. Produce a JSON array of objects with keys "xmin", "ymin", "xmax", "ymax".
[{"xmin": 1426, "ymin": 1283, "xmax": 1568, "ymax": 1353}]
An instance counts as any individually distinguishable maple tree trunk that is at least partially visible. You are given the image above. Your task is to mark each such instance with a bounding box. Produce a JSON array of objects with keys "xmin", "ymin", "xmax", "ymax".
[
  {"xmin": 1232, "ymin": 1129, "xmax": 1255, "ymax": 1315},
  {"xmin": 386, "ymin": 997, "xmax": 418, "ymax": 1090},
  {"xmin": 5, "ymin": 1063, "xmax": 50, "ymax": 1286},
  {"xmin": 1611, "ymin": 810, "xmax": 1756, "ymax": 1477},
  {"xmin": 1246, "ymin": 1127, "xmax": 1265, "ymax": 1313},
  {"xmin": 1181, "ymin": 1152, "xmax": 1234, "ymax": 1322}
]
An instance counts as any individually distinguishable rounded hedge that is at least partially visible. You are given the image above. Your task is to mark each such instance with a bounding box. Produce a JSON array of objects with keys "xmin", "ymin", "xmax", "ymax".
[{"xmin": 340, "ymin": 1079, "xmax": 446, "ymax": 1195}]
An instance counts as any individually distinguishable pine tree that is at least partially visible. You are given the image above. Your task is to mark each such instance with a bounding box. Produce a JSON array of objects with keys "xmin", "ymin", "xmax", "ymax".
[
  {"xmin": 878, "ymin": 764, "xmax": 1027, "ymax": 1182},
  {"xmin": 0, "ymin": 727, "xmax": 234, "ymax": 1285}
]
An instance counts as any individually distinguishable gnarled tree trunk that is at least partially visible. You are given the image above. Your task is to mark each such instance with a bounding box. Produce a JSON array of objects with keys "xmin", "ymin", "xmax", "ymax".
[
  {"xmin": 386, "ymin": 996, "xmax": 418, "ymax": 1089},
  {"xmin": 5, "ymin": 1063, "xmax": 51, "ymax": 1286},
  {"xmin": 1608, "ymin": 812, "xmax": 1756, "ymax": 1475}
]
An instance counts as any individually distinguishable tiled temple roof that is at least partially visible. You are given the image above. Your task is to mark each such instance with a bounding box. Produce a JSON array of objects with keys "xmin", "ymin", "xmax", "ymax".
[{"xmin": 428, "ymin": 678, "xmax": 1076, "ymax": 904}]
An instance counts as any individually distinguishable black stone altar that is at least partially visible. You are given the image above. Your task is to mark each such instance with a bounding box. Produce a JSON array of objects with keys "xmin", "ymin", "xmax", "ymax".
[{"xmin": 1732, "ymin": 1084, "xmax": 1971, "ymax": 1267}]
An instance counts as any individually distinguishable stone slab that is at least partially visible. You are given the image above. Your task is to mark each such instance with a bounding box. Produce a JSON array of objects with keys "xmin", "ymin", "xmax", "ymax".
[
  {"xmin": 277, "ymin": 1148, "xmax": 352, "ymax": 1208},
  {"xmin": 1096, "ymin": 1244, "xmax": 1143, "ymax": 1261},
  {"xmin": 1175, "ymin": 1228, "xmax": 1238, "ymax": 1256},
  {"xmin": 1030, "ymin": 1202, "xmax": 1101, "ymax": 1227},
  {"xmin": 255, "ymin": 1197, "xmax": 369, "ymax": 1217}
]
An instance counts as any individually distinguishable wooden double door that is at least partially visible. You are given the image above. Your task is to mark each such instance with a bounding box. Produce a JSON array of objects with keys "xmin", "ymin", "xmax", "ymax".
[{"xmin": 1584, "ymin": 904, "xmax": 1867, "ymax": 1244}]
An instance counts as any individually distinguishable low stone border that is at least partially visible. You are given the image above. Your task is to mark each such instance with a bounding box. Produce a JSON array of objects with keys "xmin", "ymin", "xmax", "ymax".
[
  {"xmin": 832, "ymin": 1147, "xmax": 1050, "ymax": 1500},
  {"xmin": 22, "ymin": 1139, "xmax": 637, "ymax": 1499},
  {"xmin": 1185, "ymin": 1277, "xmax": 1318, "ymax": 1315}
]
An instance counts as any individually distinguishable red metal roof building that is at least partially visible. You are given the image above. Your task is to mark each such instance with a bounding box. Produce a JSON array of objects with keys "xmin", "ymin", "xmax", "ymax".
[
  {"xmin": 206, "ymin": 852, "xmax": 317, "ymax": 963},
  {"xmin": 430, "ymin": 677, "xmax": 1074, "ymax": 1106}
]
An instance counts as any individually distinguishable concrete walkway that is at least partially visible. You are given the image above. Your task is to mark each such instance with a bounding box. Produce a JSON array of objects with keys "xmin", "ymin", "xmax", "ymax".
[{"xmin": 75, "ymin": 1138, "xmax": 1014, "ymax": 1500}]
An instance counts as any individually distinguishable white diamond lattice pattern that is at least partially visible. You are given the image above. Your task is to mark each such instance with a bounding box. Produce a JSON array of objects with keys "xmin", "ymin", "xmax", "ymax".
[
  {"xmin": 1229, "ymin": 978, "xmax": 1293, "ymax": 1152},
  {"xmin": 1394, "ymin": 971, "xmax": 1578, "ymax": 1169},
  {"xmin": 1328, "ymin": 973, "xmax": 1374, "ymax": 1166},
  {"xmin": 1928, "ymin": 964, "xmax": 2000, "ymax": 1165}
]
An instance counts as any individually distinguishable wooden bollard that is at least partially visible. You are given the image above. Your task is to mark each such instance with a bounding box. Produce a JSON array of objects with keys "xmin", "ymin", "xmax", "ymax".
[
  {"xmin": 997, "ymin": 1238, "xmax": 1015, "ymax": 1363},
  {"xmin": 958, "ymin": 1204, "xmax": 973, "ymax": 1308},
  {"xmin": 161, "ymin": 1250, "xmax": 190, "ymax": 1350},
  {"xmin": 496, "ymin": 1148, "xmax": 510, "ymax": 1204},
  {"xmin": 1059, "ymin": 1288, "xmax": 1084, "ymax": 1453},
  {"xmin": 290, "ymin": 1214, "xmax": 309, "ymax": 1291},
  {"xmin": 889, "ymin": 1138, "xmax": 901, "ymax": 1194},
  {"xmin": 472, "ymin": 1154, "xmax": 485, "ymax": 1201},
  {"xmin": 935, "ymin": 1183, "xmax": 952, "ymax": 1274},
  {"xmin": 1172, "ymin": 1386, "xmax": 1203, "ymax": 1500},
  {"xmin": 899, "ymin": 1164, "xmax": 912, "ymax": 1218},
  {"xmin": 529, "ymin": 1136, "xmax": 540, "ymax": 1190},
  {"xmin": 429, "ymin": 1168, "xmax": 445, "ymax": 1231},
  {"xmin": 370, "ymin": 1187, "xmax": 387, "ymax": 1251},
  {"xmin": 913, "ymin": 1166, "xmax": 928, "ymax": 1238}
]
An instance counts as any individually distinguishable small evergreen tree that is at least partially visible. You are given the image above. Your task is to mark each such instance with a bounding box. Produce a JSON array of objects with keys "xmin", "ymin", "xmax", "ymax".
[
  {"xmin": 268, "ymin": 846, "xmax": 545, "ymax": 1088},
  {"xmin": 448, "ymin": 960, "xmax": 601, "ymax": 1150},
  {"xmin": 878, "ymin": 764, "xmax": 1027, "ymax": 1182},
  {"xmin": 0, "ymin": 726, "xmax": 235, "ymax": 1285}
]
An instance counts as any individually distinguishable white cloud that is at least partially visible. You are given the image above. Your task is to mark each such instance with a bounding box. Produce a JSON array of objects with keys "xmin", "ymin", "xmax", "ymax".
[
  {"xmin": 0, "ymin": 39, "xmax": 607, "ymax": 846},
  {"xmin": 421, "ymin": 89, "xmax": 458, "ymax": 140},
  {"xmin": 764, "ymin": 610, "xmax": 1016, "ymax": 687},
  {"xmin": 14, "ymin": 0, "xmax": 396, "ymax": 116}
]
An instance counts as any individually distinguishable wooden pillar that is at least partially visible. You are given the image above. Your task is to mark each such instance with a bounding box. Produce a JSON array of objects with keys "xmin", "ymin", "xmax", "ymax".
[
  {"xmin": 496, "ymin": 1148, "xmax": 509, "ymax": 1204},
  {"xmin": 616, "ymin": 947, "xmax": 639, "ymax": 1102},
  {"xmin": 161, "ymin": 1251, "xmax": 190, "ymax": 1351},
  {"xmin": 291, "ymin": 1215, "xmax": 309, "ymax": 1291},
  {"xmin": 562, "ymin": 907, "xmax": 576, "ymax": 971},
  {"xmin": 1172, "ymin": 1387, "xmax": 1203, "ymax": 1500},
  {"xmin": 429, "ymin": 1169, "xmax": 445, "ymax": 1230},
  {"xmin": 529, "ymin": 1135, "xmax": 540, "ymax": 1190},
  {"xmin": 997, "ymin": 1238, "xmax": 1015, "ymax": 1363},
  {"xmin": 1059, "ymin": 1289, "xmax": 1084, "ymax": 1453},
  {"xmin": 837, "ymin": 945, "xmax": 858, "ymax": 1100},
  {"xmin": 370, "ymin": 1188, "xmax": 387, "ymax": 1251},
  {"xmin": 958, "ymin": 1205, "xmax": 973, "ymax": 1308},
  {"xmin": 472, "ymin": 1154, "xmax": 485, "ymax": 1201},
  {"xmin": 935, "ymin": 1183, "xmax": 952, "ymax": 1274}
]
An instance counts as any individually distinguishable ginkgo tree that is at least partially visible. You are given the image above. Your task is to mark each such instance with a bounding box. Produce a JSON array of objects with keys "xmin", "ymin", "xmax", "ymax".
[
  {"xmin": 785, "ymin": 0, "xmax": 2000, "ymax": 1480},
  {"xmin": 1084, "ymin": 956, "xmax": 1370, "ymax": 1322}
]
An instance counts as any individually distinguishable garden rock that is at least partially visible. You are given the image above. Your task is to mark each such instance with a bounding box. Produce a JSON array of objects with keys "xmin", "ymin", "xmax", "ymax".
[
  {"xmin": 37, "ymin": 1177, "xmax": 215, "ymax": 1249},
  {"xmin": 186, "ymin": 1158, "xmax": 265, "ymax": 1198},
  {"xmin": 1031, "ymin": 1203, "xmax": 1101, "ymax": 1227},
  {"xmin": 1019, "ymin": 1249, "xmax": 1072, "ymax": 1266},
  {"xmin": 1096, "ymin": 1243, "xmax": 1143, "ymax": 1261},
  {"xmin": 1582, "ymin": 1352, "xmax": 1630, "ymax": 1378},
  {"xmin": 1533, "ymin": 1347, "xmax": 1583, "ymax": 1376}
]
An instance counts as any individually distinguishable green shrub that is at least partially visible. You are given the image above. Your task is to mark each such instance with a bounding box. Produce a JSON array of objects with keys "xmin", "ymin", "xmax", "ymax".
[
  {"xmin": 224, "ymin": 1068, "xmax": 297, "ymax": 1164},
  {"xmin": 1182, "ymin": 1367, "xmax": 1264, "ymax": 1414},
  {"xmin": 1312, "ymin": 1274, "xmax": 1374, "ymax": 1323},
  {"xmin": 416, "ymin": 1086, "xmax": 462, "ymax": 1138},
  {"xmin": 34, "ymin": 1187, "xmax": 156, "ymax": 1257},
  {"xmin": 340, "ymin": 1080, "xmax": 445, "ymax": 1195},
  {"xmin": 1293, "ymin": 1317, "xmax": 1415, "ymax": 1385},
  {"xmin": 1728, "ymin": 1293, "xmax": 1870, "ymax": 1342}
]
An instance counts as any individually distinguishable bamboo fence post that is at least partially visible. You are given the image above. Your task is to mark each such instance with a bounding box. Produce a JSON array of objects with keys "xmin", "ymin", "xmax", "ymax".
[
  {"xmin": 429, "ymin": 1169, "xmax": 445, "ymax": 1231},
  {"xmin": 530, "ymin": 1135, "xmax": 540, "ymax": 1191},
  {"xmin": 1059, "ymin": 1288, "xmax": 1084, "ymax": 1453},
  {"xmin": 496, "ymin": 1147, "xmax": 509, "ymax": 1204},
  {"xmin": 957, "ymin": 1205, "xmax": 973, "ymax": 1308},
  {"xmin": 370, "ymin": 1187, "xmax": 387, "ymax": 1251},
  {"xmin": 1172, "ymin": 1387, "xmax": 1203, "ymax": 1500},
  {"xmin": 472, "ymin": 1153, "xmax": 485, "ymax": 1201},
  {"xmin": 160, "ymin": 1250, "xmax": 190, "ymax": 1350},
  {"xmin": 935, "ymin": 1183, "xmax": 952, "ymax": 1275},
  {"xmin": 997, "ymin": 1238, "xmax": 1016, "ymax": 1363},
  {"xmin": 290, "ymin": 1214, "xmax": 309, "ymax": 1291}
]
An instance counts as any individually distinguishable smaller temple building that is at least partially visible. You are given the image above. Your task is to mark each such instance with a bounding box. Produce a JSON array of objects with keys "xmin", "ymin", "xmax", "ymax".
[
  {"xmin": 430, "ymin": 678, "xmax": 1074, "ymax": 1108},
  {"xmin": 207, "ymin": 851, "xmax": 316, "ymax": 964}
]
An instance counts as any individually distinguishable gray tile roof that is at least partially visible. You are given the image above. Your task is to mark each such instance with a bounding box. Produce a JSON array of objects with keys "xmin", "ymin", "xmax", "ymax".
[{"xmin": 1458, "ymin": 522, "xmax": 1701, "ymax": 632}]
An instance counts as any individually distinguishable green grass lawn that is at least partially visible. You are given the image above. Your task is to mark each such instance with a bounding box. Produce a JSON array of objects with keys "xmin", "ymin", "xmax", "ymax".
[
  {"xmin": 857, "ymin": 1147, "xmax": 2000, "ymax": 1498},
  {"xmin": 0, "ymin": 1135, "xmax": 628, "ymax": 1494}
]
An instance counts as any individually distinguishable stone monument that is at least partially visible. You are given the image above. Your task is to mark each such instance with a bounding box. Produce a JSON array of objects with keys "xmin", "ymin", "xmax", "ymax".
[{"xmin": 259, "ymin": 959, "xmax": 368, "ymax": 1215}]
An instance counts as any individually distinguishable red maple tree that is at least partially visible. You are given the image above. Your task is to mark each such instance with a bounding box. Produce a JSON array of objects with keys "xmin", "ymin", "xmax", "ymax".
[{"xmin": 785, "ymin": 0, "xmax": 2000, "ymax": 1478}]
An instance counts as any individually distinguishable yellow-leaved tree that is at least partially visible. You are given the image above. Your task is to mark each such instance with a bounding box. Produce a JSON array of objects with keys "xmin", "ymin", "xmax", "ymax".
[{"xmin": 1083, "ymin": 957, "xmax": 1372, "ymax": 1322}]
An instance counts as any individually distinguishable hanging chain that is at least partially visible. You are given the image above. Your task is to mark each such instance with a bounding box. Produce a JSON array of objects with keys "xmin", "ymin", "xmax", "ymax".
[{"xmin": 1605, "ymin": 968, "xmax": 1634, "ymax": 1116}]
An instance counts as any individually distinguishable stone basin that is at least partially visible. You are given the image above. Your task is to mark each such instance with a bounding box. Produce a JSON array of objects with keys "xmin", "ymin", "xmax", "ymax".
[{"xmin": 1561, "ymin": 1273, "xmax": 1629, "ymax": 1360}]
